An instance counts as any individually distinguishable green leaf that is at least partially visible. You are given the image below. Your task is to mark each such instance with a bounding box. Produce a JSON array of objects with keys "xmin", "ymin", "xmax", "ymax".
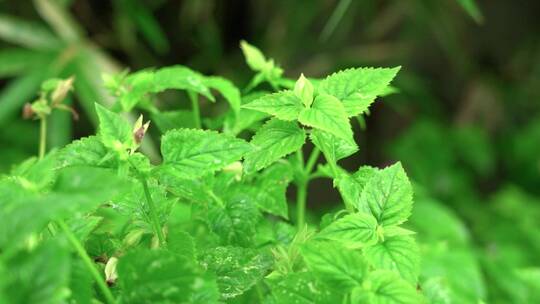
[
  {"xmin": 153, "ymin": 65, "xmax": 214, "ymax": 101},
  {"xmin": 1, "ymin": 241, "xmax": 70, "ymax": 303},
  {"xmin": 95, "ymin": 103, "xmax": 133, "ymax": 150},
  {"xmin": 294, "ymin": 74, "xmax": 314, "ymax": 108},
  {"xmin": 119, "ymin": 70, "xmax": 155, "ymax": 111},
  {"xmin": 203, "ymin": 76, "xmax": 242, "ymax": 114},
  {"xmin": 244, "ymin": 119, "xmax": 306, "ymax": 173},
  {"xmin": 200, "ymin": 246, "xmax": 273, "ymax": 299},
  {"xmin": 336, "ymin": 166, "xmax": 378, "ymax": 211},
  {"xmin": 240, "ymin": 40, "xmax": 267, "ymax": 71},
  {"xmin": 251, "ymin": 162, "xmax": 293, "ymax": 219},
  {"xmin": 160, "ymin": 128, "xmax": 251, "ymax": 179},
  {"xmin": 242, "ymin": 91, "xmax": 303, "ymax": 121},
  {"xmin": 357, "ymin": 162, "xmax": 413, "ymax": 226},
  {"xmin": 352, "ymin": 270, "xmax": 419, "ymax": 304},
  {"xmin": 298, "ymin": 94, "xmax": 353, "ymax": 140},
  {"xmin": 0, "ymin": 48, "xmax": 52, "ymax": 77},
  {"xmin": 151, "ymin": 110, "xmax": 197, "ymax": 134},
  {"xmin": 317, "ymin": 213, "xmax": 378, "ymax": 246},
  {"xmin": 364, "ymin": 236, "xmax": 420, "ymax": 284},
  {"xmin": 207, "ymin": 188, "xmax": 261, "ymax": 246},
  {"xmin": 456, "ymin": 0, "xmax": 484, "ymax": 23},
  {"xmin": 58, "ymin": 136, "xmax": 115, "ymax": 168},
  {"xmin": 319, "ymin": 67, "xmax": 400, "ymax": 117},
  {"xmin": 310, "ymin": 129, "xmax": 358, "ymax": 165},
  {"xmin": 68, "ymin": 260, "xmax": 94, "ymax": 304},
  {"xmin": 300, "ymin": 242, "xmax": 366, "ymax": 291},
  {"xmin": 117, "ymin": 249, "xmax": 200, "ymax": 303},
  {"xmin": 268, "ymin": 272, "xmax": 341, "ymax": 304}
]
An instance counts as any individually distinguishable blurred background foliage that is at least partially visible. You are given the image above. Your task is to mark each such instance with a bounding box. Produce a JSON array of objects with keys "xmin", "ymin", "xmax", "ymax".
[{"xmin": 1, "ymin": 0, "xmax": 540, "ymax": 303}]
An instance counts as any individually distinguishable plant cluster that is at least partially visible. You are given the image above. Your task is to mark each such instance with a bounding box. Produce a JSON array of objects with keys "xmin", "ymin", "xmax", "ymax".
[{"xmin": 0, "ymin": 41, "xmax": 432, "ymax": 303}]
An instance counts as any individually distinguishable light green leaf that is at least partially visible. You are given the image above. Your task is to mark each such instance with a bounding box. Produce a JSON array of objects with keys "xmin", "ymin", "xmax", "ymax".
[
  {"xmin": 364, "ymin": 236, "xmax": 420, "ymax": 284},
  {"xmin": 317, "ymin": 213, "xmax": 378, "ymax": 246},
  {"xmin": 117, "ymin": 249, "xmax": 200, "ymax": 303},
  {"xmin": 160, "ymin": 128, "xmax": 251, "ymax": 179},
  {"xmin": 119, "ymin": 70, "xmax": 155, "ymax": 111},
  {"xmin": 310, "ymin": 129, "xmax": 357, "ymax": 165},
  {"xmin": 95, "ymin": 103, "xmax": 133, "ymax": 150},
  {"xmin": 357, "ymin": 162, "xmax": 413, "ymax": 226},
  {"xmin": 352, "ymin": 270, "xmax": 419, "ymax": 304},
  {"xmin": 200, "ymin": 246, "xmax": 273, "ymax": 299},
  {"xmin": 298, "ymin": 94, "xmax": 352, "ymax": 140},
  {"xmin": 244, "ymin": 119, "xmax": 306, "ymax": 173},
  {"xmin": 319, "ymin": 67, "xmax": 400, "ymax": 117},
  {"xmin": 0, "ymin": 49, "xmax": 52, "ymax": 77},
  {"xmin": 300, "ymin": 242, "xmax": 366, "ymax": 291},
  {"xmin": 294, "ymin": 74, "xmax": 314, "ymax": 108},
  {"xmin": 242, "ymin": 91, "xmax": 303, "ymax": 121},
  {"xmin": 240, "ymin": 40, "xmax": 267, "ymax": 71}
]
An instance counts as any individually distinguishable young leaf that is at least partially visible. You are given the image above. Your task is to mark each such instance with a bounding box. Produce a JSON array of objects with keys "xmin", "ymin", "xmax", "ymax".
[
  {"xmin": 310, "ymin": 129, "xmax": 358, "ymax": 165},
  {"xmin": 240, "ymin": 40, "xmax": 267, "ymax": 71},
  {"xmin": 153, "ymin": 65, "xmax": 214, "ymax": 101},
  {"xmin": 298, "ymin": 94, "xmax": 353, "ymax": 141},
  {"xmin": 318, "ymin": 67, "xmax": 400, "ymax": 117},
  {"xmin": 242, "ymin": 91, "xmax": 303, "ymax": 121},
  {"xmin": 364, "ymin": 235, "xmax": 420, "ymax": 284},
  {"xmin": 294, "ymin": 74, "xmax": 314, "ymax": 108},
  {"xmin": 316, "ymin": 213, "xmax": 379, "ymax": 246},
  {"xmin": 357, "ymin": 162, "xmax": 413, "ymax": 226},
  {"xmin": 300, "ymin": 242, "xmax": 366, "ymax": 291},
  {"xmin": 244, "ymin": 119, "xmax": 306, "ymax": 173},
  {"xmin": 160, "ymin": 128, "xmax": 251, "ymax": 179},
  {"xmin": 351, "ymin": 270, "xmax": 419, "ymax": 304},
  {"xmin": 200, "ymin": 246, "xmax": 273, "ymax": 299},
  {"xmin": 95, "ymin": 103, "xmax": 133, "ymax": 150}
]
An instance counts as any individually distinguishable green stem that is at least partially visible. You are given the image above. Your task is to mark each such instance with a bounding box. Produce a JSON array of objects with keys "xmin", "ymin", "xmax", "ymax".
[
  {"xmin": 305, "ymin": 148, "xmax": 320, "ymax": 174},
  {"xmin": 296, "ymin": 180, "xmax": 308, "ymax": 227},
  {"xmin": 57, "ymin": 220, "xmax": 116, "ymax": 304},
  {"xmin": 188, "ymin": 91, "xmax": 201, "ymax": 129},
  {"xmin": 39, "ymin": 117, "xmax": 47, "ymax": 159},
  {"xmin": 140, "ymin": 176, "xmax": 166, "ymax": 247}
]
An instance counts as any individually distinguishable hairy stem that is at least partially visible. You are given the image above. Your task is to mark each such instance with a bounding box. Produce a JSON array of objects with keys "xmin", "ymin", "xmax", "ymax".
[
  {"xmin": 140, "ymin": 176, "xmax": 166, "ymax": 247},
  {"xmin": 57, "ymin": 220, "xmax": 116, "ymax": 304},
  {"xmin": 188, "ymin": 91, "xmax": 201, "ymax": 129},
  {"xmin": 39, "ymin": 117, "xmax": 47, "ymax": 159}
]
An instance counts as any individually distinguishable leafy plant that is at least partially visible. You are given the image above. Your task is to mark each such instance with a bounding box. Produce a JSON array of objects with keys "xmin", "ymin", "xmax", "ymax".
[{"xmin": 0, "ymin": 41, "xmax": 482, "ymax": 304}]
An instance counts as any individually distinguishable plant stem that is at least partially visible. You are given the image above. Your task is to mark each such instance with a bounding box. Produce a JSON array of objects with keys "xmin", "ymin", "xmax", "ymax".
[
  {"xmin": 57, "ymin": 220, "xmax": 116, "ymax": 304},
  {"xmin": 140, "ymin": 176, "xmax": 166, "ymax": 247},
  {"xmin": 305, "ymin": 148, "xmax": 320, "ymax": 174},
  {"xmin": 296, "ymin": 180, "xmax": 308, "ymax": 227},
  {"xmin": 188, "ymin": 91, "xmax": 201, "ymax": 129},
  {"xmin": 295, "ymin": 148, "xmax": 320, "ymax": 227},
  {"xmin": 39, "ymin": 117, "xmax": 47, "ymax": 159}
]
